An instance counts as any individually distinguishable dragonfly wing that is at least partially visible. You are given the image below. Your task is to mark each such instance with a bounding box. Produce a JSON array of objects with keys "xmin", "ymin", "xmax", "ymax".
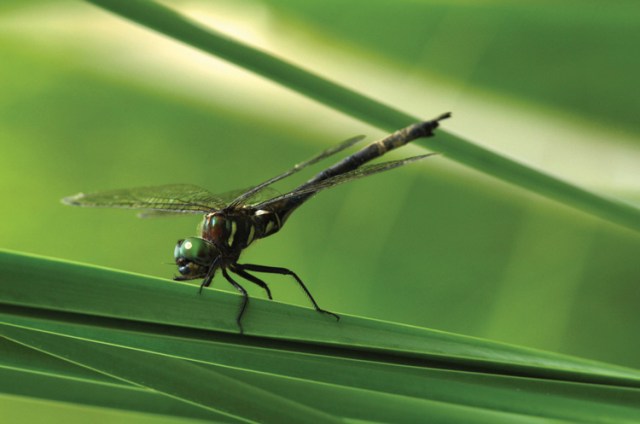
[
  {"xmin": 229, "ymin": 135, "xmax": 366, "ymax": 207},
  {"xmin": 62, "ymin": 184, "xmax": 232, "ymax": 214},
  {"xmin": 216, "ymin": 186, "xmax": 281, "ymax": 206},
  {"xmin": 256, "ymin": 153, "xmax": 437, "ymax": 210}
]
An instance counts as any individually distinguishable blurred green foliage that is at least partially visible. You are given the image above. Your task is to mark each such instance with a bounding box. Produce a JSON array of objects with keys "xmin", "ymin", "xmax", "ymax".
[
  {"xmin": 274, "ymin": 0, "xmax": 640, "ymax": 135},
  {"xmin": 1, "ymin": 0, "xmax": 639, "ymax": 378}
]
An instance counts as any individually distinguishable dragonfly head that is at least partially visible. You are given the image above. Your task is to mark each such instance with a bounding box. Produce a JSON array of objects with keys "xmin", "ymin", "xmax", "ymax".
[{"xmin": 174, "ymin": 237, "xmax": 219, "ymax": 279}]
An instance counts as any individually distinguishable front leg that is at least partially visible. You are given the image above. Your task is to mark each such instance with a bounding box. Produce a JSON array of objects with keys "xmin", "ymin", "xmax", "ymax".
[{"xmin": 198, "ymin": 258, "xmax": 220, "ymax": 294}]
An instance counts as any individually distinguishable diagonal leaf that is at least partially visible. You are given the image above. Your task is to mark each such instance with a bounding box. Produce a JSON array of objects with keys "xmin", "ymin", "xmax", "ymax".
[
  {"xmin": 0, "ymin": 391, "xmax": 212, "ymax": 424},
  {"xmin": 3, "ymin": 314, "xmax": 640, "ymax": 423},
  {"xmin": 2, "ymin": 250, "xmax": 640, "ymax": 422},
  {"xmin": 1, "ymin": 326, "xmax": 341, "ymax": 424},
  {"xmin": 3, "ymin": 249, "xmax": 640, "ymax": 382},
  {"xmin": 83, "ymin": 0, "xmax": 640, "ymax": 232},
  {"xmin": 0, "ymin": 339, "xmax": 553, "ymax": 424},
  {"xmin": 0, "ymin": 364, "xmax": 228, "ymax": 423}
]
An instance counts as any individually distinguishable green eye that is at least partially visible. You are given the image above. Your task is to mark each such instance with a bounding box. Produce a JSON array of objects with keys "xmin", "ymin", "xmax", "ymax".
[{"xmin": 174, "ymin": 237, "xmax": 218, "ymax": 265}]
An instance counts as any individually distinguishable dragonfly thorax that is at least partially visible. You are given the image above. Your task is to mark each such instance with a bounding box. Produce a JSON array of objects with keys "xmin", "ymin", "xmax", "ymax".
[
  {"xmin": 201, "ymin": 210, "xmax": 282, "ymax": 251},
  {"xmin": 202, "ymin": 212, "xmax": 245, "ymax": 251}
]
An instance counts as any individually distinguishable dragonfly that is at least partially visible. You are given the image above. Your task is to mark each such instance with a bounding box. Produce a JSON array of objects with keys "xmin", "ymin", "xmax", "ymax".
[{"xmin": 63, "ymin": 112, "xmax": 451, "ymax": 333}]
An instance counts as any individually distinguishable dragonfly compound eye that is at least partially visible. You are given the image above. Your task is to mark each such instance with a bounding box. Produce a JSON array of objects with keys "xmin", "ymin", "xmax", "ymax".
[{"xmin": 174, "ymin": 237, "xmax": 219, "ymax": 265}]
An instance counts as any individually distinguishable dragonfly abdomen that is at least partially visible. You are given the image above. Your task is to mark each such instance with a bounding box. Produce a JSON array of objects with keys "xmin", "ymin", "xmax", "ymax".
[{"xmin": 250, "ymin": 209, "xmax": 284, "ymax": 240}]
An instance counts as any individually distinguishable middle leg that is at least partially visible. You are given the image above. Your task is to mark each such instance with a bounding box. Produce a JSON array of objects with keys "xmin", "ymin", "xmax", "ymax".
[{"xmin": 230, "ymin": 264, "xmax": 273, "ymax": 300}]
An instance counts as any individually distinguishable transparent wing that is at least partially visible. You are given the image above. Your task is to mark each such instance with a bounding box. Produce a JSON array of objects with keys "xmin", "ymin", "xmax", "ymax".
[
  {"xmin": 134, "ymin": 186, "xmax": 278, "ymax": 217},
  {"xmin": 216, "ymin": 186, "xmax": 280, "ymax": 207},
  {"xmin": 61, "ymin": 184, "xmax": 234, "ymax": 214},
  {"xmin": 256, "ymin": 153, "xmax": 437, "ymax": 210},
  {"xmin": 63, "ymin": 136, "xmax": 366, "ymax": 216},
  {"xmin": 228, "ymin": 135, "xmax": 366, "ymax": 208}
]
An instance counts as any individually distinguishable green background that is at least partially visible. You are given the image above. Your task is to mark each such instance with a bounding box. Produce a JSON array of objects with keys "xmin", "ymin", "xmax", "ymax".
[{"xmin": 2, "ymin": 0, "xmax": 639, "ymax": 376}]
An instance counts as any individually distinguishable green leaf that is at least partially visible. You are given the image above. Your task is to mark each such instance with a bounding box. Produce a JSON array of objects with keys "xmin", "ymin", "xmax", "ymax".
[
  {"xmin": 2, "ymin": 250, "xmax": 640, "ymax": 422},
  {"xmin": 82, "ymin": 0, "xmax": 640, "ymax": 233},
  {"xmin": 1, "ymin": 327, "xmax": 338, "ymax": 424}
]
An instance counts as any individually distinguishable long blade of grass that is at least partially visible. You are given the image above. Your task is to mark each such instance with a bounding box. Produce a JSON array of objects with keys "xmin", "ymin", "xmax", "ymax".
[
  {"xmin": 3, "ymin": 313, "xmax": 640, "ymax": 423},
  {"xmin": 0, "ymin": 359, "xmax": 232, "ymax": 422},
  {"xmin": 84, "ymin": 0, "xmax": 640, "ymax": 232},
  {"xmin": 2, "ymin": 250, "xmax": 640, "ymax": 385},
  {"xmin": 0, "ymin": 336, "xmax": 555, "ymax": 424},
  {"xmin": 1, "ymin": 326, "xmax": 342, "ymax": 424},
  {"xmin": 3, "ymin": 251, "xmax": 640, "ymax": 422},
  {"xmin": 0, "ymin": 391, "xmax": 211, "ymax": 424}
]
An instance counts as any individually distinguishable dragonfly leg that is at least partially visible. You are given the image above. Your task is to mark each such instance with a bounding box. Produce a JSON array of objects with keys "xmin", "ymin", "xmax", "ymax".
[
  {"xmin": 230, "ymin": 265, "xmax": 273, "ymax": 300},
  {"xmin": 199, "ymin": 273, "xmax": 213, "ymax": 294},
  {"xmin": 199, "ymin": 258, "xmax": 220, "ymax": 294},
  {"xmin": 239, "ymin": 263, "xmax": 340, "ymax": 322},
  {"xmin": 222, "ymin": 268, "xmax": 249, "ymax": 334}
]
